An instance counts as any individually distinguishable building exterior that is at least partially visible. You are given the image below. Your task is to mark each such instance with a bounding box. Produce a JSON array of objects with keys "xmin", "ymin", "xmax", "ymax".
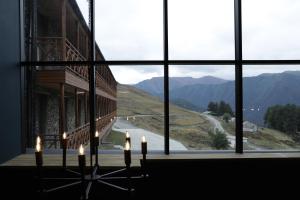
[
  {"xmin": 24, "ymin": 0, "xmax": 117, "ymax": 149},
  {"xmin": 243, "ymin": 121, "xmax": 258, "ymax": 133}
]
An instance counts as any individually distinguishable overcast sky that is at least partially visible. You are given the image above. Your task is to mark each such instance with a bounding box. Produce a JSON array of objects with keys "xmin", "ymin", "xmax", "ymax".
[{"xmin": 76, "ymin": 0, "xmax": 300, "ymax": 84}]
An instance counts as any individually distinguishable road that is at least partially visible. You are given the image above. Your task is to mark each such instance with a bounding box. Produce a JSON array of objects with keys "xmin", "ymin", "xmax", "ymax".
[
  {"xmin": 202, "ymin": 113, "xmax": 227, "ymax": 134},
  {"xmin": 112, "ymin": 118, "xmax": 187, "ymax": 151},
  {"xmin": 201, "ymin": 113, "xmax": 236, "ymax": 148},
  {"xmin": 201, "ymin": 112, "xmax": 263, "ymax": 150}
]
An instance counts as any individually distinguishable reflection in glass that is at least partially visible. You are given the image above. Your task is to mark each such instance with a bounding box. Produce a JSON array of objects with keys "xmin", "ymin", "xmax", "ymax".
[{"xmin": 24, "ymin": 0, "xmax": 90, "ymax": 61}]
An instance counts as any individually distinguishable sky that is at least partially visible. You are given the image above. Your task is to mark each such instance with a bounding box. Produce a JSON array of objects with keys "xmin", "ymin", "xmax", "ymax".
[{"xmin": 76, "ymin": 0, "xmax": 300, "ymax": 84}]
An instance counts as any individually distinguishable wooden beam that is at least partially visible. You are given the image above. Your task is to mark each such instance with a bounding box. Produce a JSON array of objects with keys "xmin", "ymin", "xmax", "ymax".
[
  {"xmin": 76, "ymin": 22, "xmax": 80, "ymax": 49},
  {"xmin": 61, "ymin": 0, "xmax": 66, "ymax": 61},
  {"xmin": 84, "ymin": 92, "xmax": 88, "ymax": 124},
  {"xmin": 59, "ymin": 83, "xmax": 65, "ymax": 148},
  {"xmin": 75, "ymin": 88, "xmax": 79, "ymax": 127}
]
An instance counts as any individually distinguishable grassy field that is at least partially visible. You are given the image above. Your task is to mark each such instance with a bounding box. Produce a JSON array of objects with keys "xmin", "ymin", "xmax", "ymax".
[
  {"xmin": 244, "ymin": 128, "xmax": 300, "ymax": 150},
  {"xmin": 220, "ymin": 117, "xmax": 300, "ymax": 149},
  {"xmin": 117, "ymin": 84, "xmax": 300, "ymax": 150},
  {"xmin": 117, "ymin": 84, "xmax": 214, "ymax": 150}
]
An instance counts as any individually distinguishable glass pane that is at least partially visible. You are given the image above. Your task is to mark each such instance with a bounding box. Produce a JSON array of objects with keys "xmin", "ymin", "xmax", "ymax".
[
  {"xmin": 24, "ymin": 0, "xmax": 90, "ymax": 61},
  {"xmin": 169, "ymin": 65, "xmax": 235, "ymax": 151},
  {"xmin": 169, "ymin": 0, "xmax": 234, "ymax": 60},
  {"xmin": 95, "ymin": 0, "xmax": 163, "ymax": 60},
  {"xmin": 243, "ymin": 66, "xmax": 300, "ymax": 150},
  {"xmin": 243, "ymin": 0, "xmax": 300, "ymax": 59},
  {"xmin": 100, "ymin": 65, "xmax": 164, "ymax": 152}
]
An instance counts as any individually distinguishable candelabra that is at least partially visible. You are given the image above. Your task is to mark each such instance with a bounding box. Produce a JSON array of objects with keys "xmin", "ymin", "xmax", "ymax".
[{"xmin": 34, "ymin": 132, "xmax": 149, "ymax": 200}]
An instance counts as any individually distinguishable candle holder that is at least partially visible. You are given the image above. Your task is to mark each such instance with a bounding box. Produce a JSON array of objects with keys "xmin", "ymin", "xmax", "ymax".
[
  {"xmin": 141, "ymin": 136, "xmax": 149, "ymax": 178},
  {"xmin": 62, "ymin": 132, "xmax": 67, "ymax": 169},
  {"xmin": 34, "ymin": 133, "xmax": 149, "ymax": 200}
]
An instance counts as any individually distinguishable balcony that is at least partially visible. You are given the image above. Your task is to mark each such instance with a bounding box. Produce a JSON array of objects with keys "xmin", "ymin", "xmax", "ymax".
[{"xmin": 35, "ymin": 37, "xmax": 117, "ymax": 99}]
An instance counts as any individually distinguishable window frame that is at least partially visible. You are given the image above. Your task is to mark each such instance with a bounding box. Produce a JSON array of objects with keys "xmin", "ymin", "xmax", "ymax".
[{"xmin": 21, "ymin": 0, "xmax": 300, "ymax": 154}]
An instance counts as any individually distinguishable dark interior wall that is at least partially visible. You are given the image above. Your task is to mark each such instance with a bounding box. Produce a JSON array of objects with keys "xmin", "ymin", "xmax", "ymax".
[
  {"xmin": 1, "ymin": 158, "xmax": 300, "ymax": 199},
  {"xmin": 0, "ymin": 0, "xmax": 21, "ymax": 163}
]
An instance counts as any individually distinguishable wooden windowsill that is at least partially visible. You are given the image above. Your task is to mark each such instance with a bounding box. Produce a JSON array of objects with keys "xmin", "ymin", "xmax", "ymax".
[{"xmin": 1, "ymin": 152, "xmax": 300, "ymax": 167}]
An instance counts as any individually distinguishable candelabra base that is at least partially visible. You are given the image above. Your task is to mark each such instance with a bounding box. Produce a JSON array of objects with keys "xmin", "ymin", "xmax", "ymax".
[{"xmin": 36, "ymin": 164, "xmax": 148, "ymax": 200}]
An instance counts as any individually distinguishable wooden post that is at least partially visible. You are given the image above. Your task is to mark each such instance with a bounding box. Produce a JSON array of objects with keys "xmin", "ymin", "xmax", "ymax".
[
  {"xmin": 75, "ymin": 88, "xmax": 79, "ymax": 128},
  {"xmin": 85, "ymin": 36, "xmax": 89, "ymax": 59},
  {"xmin": 59, "ymin": 83, "xmax": 65, "ymax": 148},
  {"xmin": 76, "ymin": 23, "xmax": 80, "ymax": 49},
  {"xmin": 61, "ymin": 0, "xmax": 66, "ymax": 61},
  {"xmin": 84, "ymin": 92, "xmax": 88, "ymax": 124}
]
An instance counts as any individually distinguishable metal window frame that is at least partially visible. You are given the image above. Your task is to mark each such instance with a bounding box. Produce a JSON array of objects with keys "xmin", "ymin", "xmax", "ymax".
[{"xmin": 21, "ymin": 0, "xmax": 300, "ymax": 154}]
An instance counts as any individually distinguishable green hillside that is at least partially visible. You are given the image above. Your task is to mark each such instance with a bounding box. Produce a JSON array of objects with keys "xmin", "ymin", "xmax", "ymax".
[
  {"xmin": 117, "ymin": 84, "xmax": 300, "ymax": 150},
  {"xmin": 220, "ymin": 118, "xmax": 300, "ymax": 150},
  {"xmin": 117, "ymin": 84, "xmax": 214, "ymax": 150}
]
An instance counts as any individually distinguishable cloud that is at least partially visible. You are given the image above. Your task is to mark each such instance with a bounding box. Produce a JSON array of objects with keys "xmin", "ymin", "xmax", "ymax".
[
  {"xmin": 243, "ymin": 0, "xmax": 300, "ymax": 59},
  {"xmin": 109, "ymin": 65, "xmax": 163, "ymax": 84},
  {"xmin": 76, "ymin": 0, "xmax": 300, "ymax": 84}
]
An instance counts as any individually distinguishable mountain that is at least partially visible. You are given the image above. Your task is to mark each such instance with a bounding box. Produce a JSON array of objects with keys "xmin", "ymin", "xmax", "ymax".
[
  {"xmin": 133, "ymin": 71, "xmax": 300, "ymax": 125},
  {"xmin": 134, "ymin": 76, "xmax": 228, "ymax": 96}
]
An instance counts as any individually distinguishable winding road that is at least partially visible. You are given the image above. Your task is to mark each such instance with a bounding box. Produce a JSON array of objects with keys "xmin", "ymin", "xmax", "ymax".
[
  {"xmin": 201, "ymin": 112, "xmax": 263, "ymax": 150},
  {"xmin": 201, "ymin": 113, "xmax": 237, "ymax": 148}
]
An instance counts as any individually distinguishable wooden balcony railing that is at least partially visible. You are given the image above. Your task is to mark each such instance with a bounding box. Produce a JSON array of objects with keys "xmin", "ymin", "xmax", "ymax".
[
  {"xmin": 66, "ymin": 123, "xmax": 90, "ymax": 149},
  {"xmin": 96, "ymin": 71, "xmax": 117, "ymax": 98},
  {"xmin": 65, "ymin": 111, "xmax": 117, "ymax": 149},
  {"xmin": 96, "ymin": 111, "xmax": 117, "ymax": 132},
  {"xmin": 35, "ymin": 37, "xmax": 64, "ymax": 61},
  {"xmin": 35, "ymin": 37, "xmax": 116, "ymax": 97}
]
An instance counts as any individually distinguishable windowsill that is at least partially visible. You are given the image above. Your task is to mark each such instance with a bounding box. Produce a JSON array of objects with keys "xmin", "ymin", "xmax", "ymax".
[{"xmin": 1, "ymin": 150, "xmax": 300, "ymax": 167}]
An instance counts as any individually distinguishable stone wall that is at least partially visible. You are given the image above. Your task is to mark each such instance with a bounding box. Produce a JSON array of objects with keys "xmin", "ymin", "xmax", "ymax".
[{"xmin": 34, "ymin": 88, "xmax": 86, "ymax": 148}]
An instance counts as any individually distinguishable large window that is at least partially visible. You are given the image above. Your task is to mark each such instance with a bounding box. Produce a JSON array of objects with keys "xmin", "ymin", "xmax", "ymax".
[
  {"xmin": 169, "ymin": 65, "xmax": 235, "ymax": 151},
  {"xmin": 243, "ymin": 0, "xmax": 300, "ymax": 60},
  {"xmin": 243, "ymin": 66, "xmax": 300, "ymax": 150},
  {"xmin": 103, "ymin": 65, "xmax": 164, "ymax": 151},
  {"xmin": 169, "ymin": 0, "xmax": 234, "ymax": 60},
  {"xmin": 94, "ymin": 0, "xmax": 163, "ymax": 60},
  {"xmin": 23, "ymin": 0, "xmax": 300, "ymax": 154}
]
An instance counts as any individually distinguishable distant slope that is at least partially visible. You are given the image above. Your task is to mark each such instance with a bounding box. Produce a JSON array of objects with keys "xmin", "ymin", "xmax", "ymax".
[
  {"xmin": 134, "ymin": 71, "xmax": 300, "ymax": 125},
  {"xmin": 134, "ymin": 76, "xmax": 228, "ymax": 96},
  {"xmin": 117, "ymin": 83, "xmax": 300, "ymax": 150},
  {"xmin": 174, "ymin": 71, "xmax": 300, "ymax": 125},
  {"xmin": 117, "ymin": 84, "xmax": 214, "ymax": 149}
]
